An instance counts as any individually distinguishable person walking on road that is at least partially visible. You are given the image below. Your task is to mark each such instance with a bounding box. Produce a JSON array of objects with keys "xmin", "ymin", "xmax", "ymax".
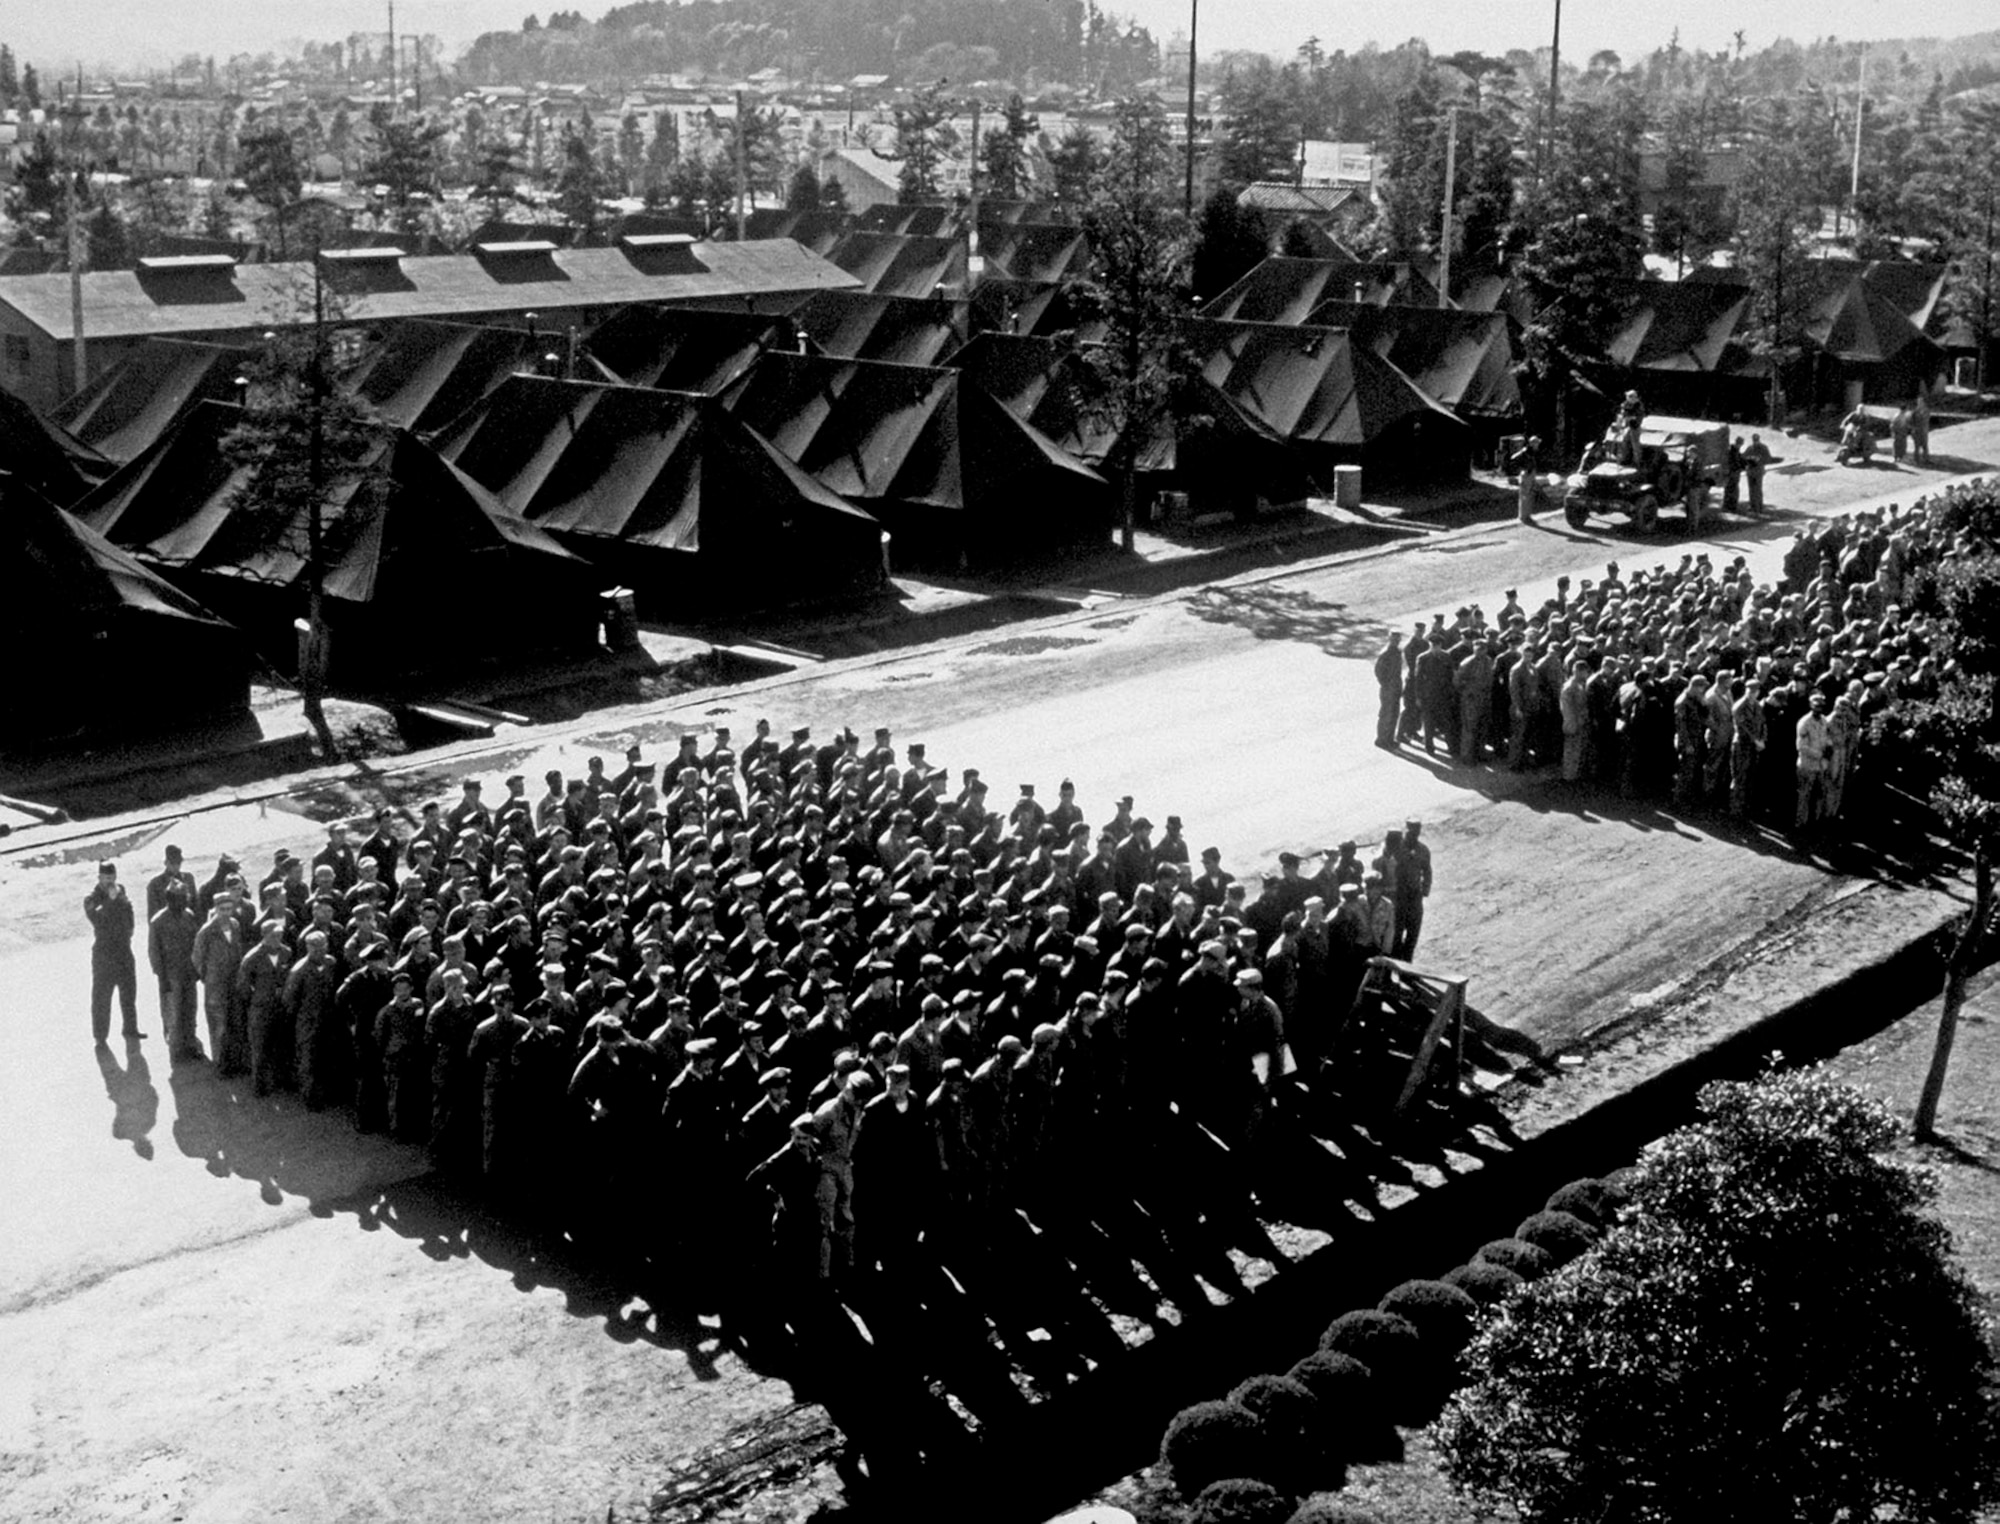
[{"xmin": 85, "ymin": 862, "xmax": 141, "ymax": 1045}]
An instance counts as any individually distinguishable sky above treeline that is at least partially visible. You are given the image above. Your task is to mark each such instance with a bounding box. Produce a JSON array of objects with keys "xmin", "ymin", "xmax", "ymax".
[{"xmin": 10, "ymin": 0, "xmax": 1991, "ymax": 76}]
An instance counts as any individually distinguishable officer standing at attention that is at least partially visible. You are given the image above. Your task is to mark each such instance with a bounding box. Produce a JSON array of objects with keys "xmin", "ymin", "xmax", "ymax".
[
  {"xmin": 85, "ymin": 862, "xmax": 142, "ymax": 1045},
  {"xmin": 1373, "ymin": 632, "xmax": 1404, "ymax": 749}
]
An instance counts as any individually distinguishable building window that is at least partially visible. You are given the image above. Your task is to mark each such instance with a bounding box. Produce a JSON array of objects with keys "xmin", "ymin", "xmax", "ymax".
[{"xmin": 3, "ymin": 335, "xmax": 28, "ymax": 375}]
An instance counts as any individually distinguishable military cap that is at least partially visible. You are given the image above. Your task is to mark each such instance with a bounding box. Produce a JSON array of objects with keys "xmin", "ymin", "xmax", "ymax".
[
  {"xmin": 1201, "ymin": 846, "xmax": 1222, "ymax": 861},
  {"xmin": 996, "ymin": 1034, "xmax": 1026, "ymax": 1056},
  {"xmin": 732, "ymin": 871, "xmax": 764, "ymax": 892},
  {"xmin": 1140, "ymin": 956, "xmax": 1169, "ymax": 977},
  {"xmin": 685, "ymin": 1037, "xmax": 719, "ymax": 1059},
  {"xmin": 940, "ymin": 1057, "xmax": 967, "ymax": 1078},
  {"xmin": 1132, "ymin": 816, "xmax": 1152, "ymax": 831},
  {"xmin": 867, "ymin": 959, "xmax": 895, "ymax": 977},
  {"xmin": 1278, "ymin": 851, "xmax": 1301, "ymax": 867},
  {"xmin": 1123, "ymin": 924, "xmax": 1151, "ymax": 941},
  {"xmin": 391, "ymin": 969, "xmax": 414, "ymax": 985},
  {"xmin": 886, "ymin": 1062, "xmax": 911, "ymax": 1080},
  {"xmin": 1235, "ymin": 967, "xmax": 1264, "ymax": 986}
]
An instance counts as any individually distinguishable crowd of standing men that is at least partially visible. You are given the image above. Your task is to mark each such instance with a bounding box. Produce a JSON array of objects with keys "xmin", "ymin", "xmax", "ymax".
[
  {"xmin": 85, "ymin": 727, "xmax": 1437, "ymax": 1342},
  {"xmin": 1371, "ymin": 498, "xmax": 1955, "ymax": 834}
]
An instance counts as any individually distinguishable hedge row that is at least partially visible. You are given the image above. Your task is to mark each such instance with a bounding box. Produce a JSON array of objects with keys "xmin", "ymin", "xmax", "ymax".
[{"xmin": 1153, "ymin": 1174, "xmax": 1629, "ymax": 1515}]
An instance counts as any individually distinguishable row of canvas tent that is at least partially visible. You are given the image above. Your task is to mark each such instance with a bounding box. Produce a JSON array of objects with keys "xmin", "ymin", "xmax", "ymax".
[{"xmin": 23, "ymin": 263, "xmax": 1512, "ymax": 693}]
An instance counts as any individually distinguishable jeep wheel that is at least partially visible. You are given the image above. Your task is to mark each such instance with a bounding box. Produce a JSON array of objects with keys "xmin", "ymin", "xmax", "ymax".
[
  {"xmin": 1565, "ymin": 497, "xmax": 1589, "ymax": 529},
  {"xmin": 1632, "ymin": 491, "xmax": 1660, "ymax": 533}
]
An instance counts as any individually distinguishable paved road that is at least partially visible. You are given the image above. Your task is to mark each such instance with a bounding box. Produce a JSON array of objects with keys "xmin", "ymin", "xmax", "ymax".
[{"xmin": 1, "ymin": 430, "xmax": 1991, "ymax": 1522}]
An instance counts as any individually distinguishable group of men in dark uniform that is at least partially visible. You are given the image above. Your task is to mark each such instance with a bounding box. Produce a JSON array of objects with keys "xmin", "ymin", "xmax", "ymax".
[
  {"xmin": 1371, "ymin": 496, "xmax": 1951, "ymax": 834},
  {"xmin": 91, "ymin": 720, "xmax": 1438, "ymax": 1368}
]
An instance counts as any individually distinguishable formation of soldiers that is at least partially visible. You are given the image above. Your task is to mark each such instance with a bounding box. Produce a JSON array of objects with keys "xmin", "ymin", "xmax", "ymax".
[
  {"xmin": 1372, "ymin": 499, "xmax": 1952, "ymax": 833},
  {"xmin": 93, "ymin": 723, "xmax": 1437, "ymax": 1364}
]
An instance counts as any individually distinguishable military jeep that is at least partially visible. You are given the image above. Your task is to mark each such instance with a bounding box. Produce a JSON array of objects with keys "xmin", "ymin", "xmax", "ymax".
[{"xmin": 1560, "ymin": 415, "xmax": 1732, "ymax": 534}]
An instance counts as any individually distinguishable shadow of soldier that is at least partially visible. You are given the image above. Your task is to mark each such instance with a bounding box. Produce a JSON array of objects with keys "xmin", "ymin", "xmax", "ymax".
[
  {"xmin": 165, "ymin": 1056, "xmax": 726, "ymax": 1375},
  {"xmin": 96, "ymin": 1039, "xmax": 159, "ymax": 1160}
]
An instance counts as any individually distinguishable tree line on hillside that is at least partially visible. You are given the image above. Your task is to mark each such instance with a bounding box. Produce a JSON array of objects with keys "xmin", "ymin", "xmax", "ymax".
[{"xmin": 461, "ymin": 0, "xmax": 1162, "ymax": 96}]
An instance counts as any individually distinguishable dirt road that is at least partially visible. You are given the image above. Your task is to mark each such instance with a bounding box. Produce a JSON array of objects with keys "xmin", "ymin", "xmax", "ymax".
[{"xmin": 1, "ymin": 429, "xmax": 1992, "ymax": 1522}]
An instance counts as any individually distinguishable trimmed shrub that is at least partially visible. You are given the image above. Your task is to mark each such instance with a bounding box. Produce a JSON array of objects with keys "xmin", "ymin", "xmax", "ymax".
[
  {"xmin": 1286, "ymin": 1501, "xmax": 1387, "ymax": 1524},
  {"xmin": 1231, "ymin": 1373, "xmax": 1339, "ymax": 1493},
  {"xmin": 1190, "ymin": 1477, "xmax": 1292, "ymax": 1524},
  {"xmin": 1545, "ymin": 1177, "xmax": 1622, "ymax": 1228},
  {"xmin": 1378, "ymin": 1279, "xmax": 1479, "ymax": 1358},
  {"xmin": 1476, "ymin": 1236, "xmax": 1556, "ymax": 1279},
  {"xmin": 1513, "ymin": 1208, "xmax": 1600, "ymax": 1266},
  {"xmin": 1161, "ymin": 1400, "xmax": 1268, "ymax": 1499},
  {"xmin": 1443, "ymin": 1260, "xmax": 1526, "ymax": 1306},
  {"xmin": 1286, "ymin": 1352, "xmax": 1402, "ymax": 1464},
  {"xmin": 1318, "ymin": 1310, "xmax": 1424, "ymax": 1423}
]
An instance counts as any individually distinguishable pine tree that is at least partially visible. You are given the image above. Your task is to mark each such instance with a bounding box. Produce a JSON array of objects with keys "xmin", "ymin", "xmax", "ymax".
[
  {"xmin": 4, "ymin": 129, "xmax": 64, "ymax": 234},
  {"xmin": 1190, "ymin": 185, "xmax": 1266, "ymax": 300},
  {"xmin": 363, "ymin": 112, "xmax": 448, "ymax": 235},
  {"xmin": 893, "ymin": 81, "xmax": 957, "ymax": 204},
  {"xmin": 0, "ymin": 44, "xmax": 18, "ymax": 103},
  {"xmin": 222, "ymin": 265, "xmax": 383, "ymax": 757},
  {"xmin": 239, "ymin": 122, "xmax": 304, "ymax": 258},
  {"xmin": 554, "ymin": 120, "xmax": 605, "ymax": 237},
  {"xmin": 1081, "ymin": 95, "xmax": 1191, "ymax": 552},
  {"xmin": 980, "ymin": 93, "xmax": 1040, "ymax": 201},
  {"xmin": 1216, "ymin": 57, "xmax": 1299, "ymax": 187},
  {"xmin": 617, "ymin": 111, "xmax": 645, "ymax": 197},
  {"xmin": 1516, "ymin": 89, "xmax": 1647, "ymax": 452},
  {"xmin": 1727, "ymin": 94, "xmax": 1836, "ymax": 401},
  {"xmin": 20, "ymin": 62, "xmax": 39, "ymax": 109},
  {"xmin": 85, "ymin": 199, "xmax": 132, "ymax": 269},
  {"xmin": 1048, "ymin": 121, "xmax": 1105, "ymax": 213}
]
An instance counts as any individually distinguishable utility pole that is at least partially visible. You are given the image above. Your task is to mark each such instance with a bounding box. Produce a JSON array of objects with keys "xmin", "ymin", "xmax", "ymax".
[
  {"xmin": 1981, "ymin": 175, "xmax": 1994, "ymax": 394},
  {"xmin": 1183, "ymin": 0, "xmax": 1198, "ymax": 217},
  {"xmin": 303, "ymin": 234, "xmax": 331, "ymax": 750},
  {"xmin": 1537, "ymin": 0, "xmax": 1563, "ymax": 188},
  {"xmin": 733, "ymin": 89, "xmax": 748, "ymax": 241},
  {"xmin": 61, "ymin": 95, "xmax": 87, "ymax": 394},
  {"xmin": 967, "ymin": 98, "xmax": 983, "ymax": 292},
  {"xmin": 1437, "ymin": 106, "xmax": 1459, "ymax": 309},
  {"xmin": 387, "ymin": 0, "xmax": 397, "ymax": 113},
  {"xmin": 1848, "ymin": 52, "xmax": 1866, "ymax": 230}
]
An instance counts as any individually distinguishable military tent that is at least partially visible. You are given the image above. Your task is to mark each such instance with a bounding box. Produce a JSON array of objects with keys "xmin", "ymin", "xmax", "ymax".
[
  {"xmin": 723, "ymin": 351, "xmax": 1110, "ymax": 568},
  {"xmin": 1, "ymin": 469, "xmax": 251, "ymax": 750},
  {"xmin": 580, "ymin": 306, "xmax": 787, "ymax": 394},
  {"xmin": 1587, "ymin": 278, "xmax": 1765, "ymax": 421},
  {"xmin": 1207, "ymin": 258, "xmax": 1445, "ymax": 324},
  {"xmin": 1186, "ymin": 318, "xmax": 1469, "ymax": 484},
  {"xmin": 853, "ymin": 204, "xmax": 960, "ymax": 237},
  {"xmin": 967, "ymin": 278, "xmax": 1104, "ymax": 341},
  {"xmin": 742, "ymin": 209, "xmax": 851, "ymax": 257},
  {"xmin": 789, "ymin": 290, "xmax": 964, "ymax": 367},
  {"xmin": 0, "ymin": 385, "xmax": 109, "ymax": 504},
  {"xmin": 826, "ymin": 232, "xmax": 967, "ymax": 298},
  {"xmin": 73, "ymin": 401, "xmax": 599, "ymax": 683},
  {"xmin": 51, "ymin": 337, "xmax": 250, "ymax": 464},
  {"xmin": 432, "ymin": 375, "xmax": 887, "ymax": 611},
  {"xmin": 346, "ymin": 320, "xmax": 543, "ymax": 433},
  {"xmin": 1687, "ymin": 265, "xmax": 1945, "ymax": 406},
  {"xmin": 1301, "ymin": 301, "xmax": 1521, "ymax": 421},
  {"xmin": 974, "ymin": 222, "xmax": 1090, "ymax": 284},
  {"xmin": 949, "ymin": 331, "xmax": 1311, "ymax": 515}
]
